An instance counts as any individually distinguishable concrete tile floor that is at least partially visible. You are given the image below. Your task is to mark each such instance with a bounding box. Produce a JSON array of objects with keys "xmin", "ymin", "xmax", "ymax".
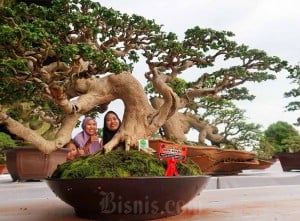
[{"xmin": 1, "ymin": 160, "xmax": 300, "ymax": 221}]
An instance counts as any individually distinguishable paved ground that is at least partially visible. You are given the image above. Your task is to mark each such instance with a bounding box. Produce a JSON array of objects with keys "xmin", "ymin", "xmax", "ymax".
[{"xmin": 1, "ymin": 160, "xmax": 300, "ymax": 221}]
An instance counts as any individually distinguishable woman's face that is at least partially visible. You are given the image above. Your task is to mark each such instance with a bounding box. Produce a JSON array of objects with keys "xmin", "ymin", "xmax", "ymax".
[
  {"xmin": 84, "ymin": 119, "xmax": 97, "ymax": 136},
  {"xmin": 105, "ymin": 113, "xmax": 120, "ymax": 131}
]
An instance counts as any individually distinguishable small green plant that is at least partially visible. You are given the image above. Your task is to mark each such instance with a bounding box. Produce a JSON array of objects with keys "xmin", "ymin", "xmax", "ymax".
[
  {"xmin": 264, "ymin": 121, "xmax": 300, "ymax": 154},
  {"xmin": 281, "ymin": 136, "xmax": 300, "ymax": 153},
  {"xmin": 0, "ymin": 132, "xmax": 16, "ymax": 163}
]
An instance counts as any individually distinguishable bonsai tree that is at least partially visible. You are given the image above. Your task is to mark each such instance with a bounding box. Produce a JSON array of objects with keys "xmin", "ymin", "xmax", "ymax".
[
  {"xmin": 285, "ymin": 65, "xmax": 300, "ymax": 126},
  {"xmin": 0, "ymin": 0, "xmax": 292, "ymax": 154},
  {"xmin": 146, "ymin": 80, "xmax": 264, "ymax": 149},
  {"xmin": 264, "ymin": 121, "xmax": 300, "ymax": 154},
  {"xmin": 184, "ymin": 99, "xmax": 262, "ymax": 150},
  {"xmin": 254, "ymin": 136, "xmax": 275, "ymax": 160},
  {"xmin": 281, "ymin": 135, "xmax": 300, "ymax": 153}
]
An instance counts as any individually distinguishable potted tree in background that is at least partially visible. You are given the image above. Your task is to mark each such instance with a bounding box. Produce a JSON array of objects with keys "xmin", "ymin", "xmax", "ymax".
[
  {"xmin": 264, "ymin": 121, "xmax": 300, "ymax": 171},
  {"xmin": 0, "ymin": 132, "xmax": 16, "ymax": 174},
  {"xmin": 1, "ymin": 102, "xmax": 69, "ymax": 181}
]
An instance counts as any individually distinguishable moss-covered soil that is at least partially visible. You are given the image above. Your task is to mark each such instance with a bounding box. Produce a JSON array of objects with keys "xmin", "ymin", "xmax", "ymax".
[{"xmin": 51, "ymin": 150, "xmax": 201, "ymax": 179}]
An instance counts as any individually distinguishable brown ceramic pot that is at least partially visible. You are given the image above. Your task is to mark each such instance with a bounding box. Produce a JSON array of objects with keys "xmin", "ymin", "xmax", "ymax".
[
  {"xmin": 46, "ymin": 175, "xmax": 210, "ymax": 221},
  {"xmin": 0, "ymin": 164, "xmax": 7, "ymax": 174},
  {"xmin": 277, "ymin": 152, "xmax": 300, "ymax": 171},
  {"xmin": 6, "ymin": 147, "xmax": 69, "ymax": 181},
  {"xmin": 148, "ymin": 139, "xmax": 262, "ymax": 175}
]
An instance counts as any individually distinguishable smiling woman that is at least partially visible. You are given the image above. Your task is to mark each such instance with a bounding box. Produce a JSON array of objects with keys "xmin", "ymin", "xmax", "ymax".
[
  {"xmin": 102, "ymin": 111, "xmax": 122, "ymax": 146},
  {"xmin": 66, "ymin": 117, "xmax": 102, "ymax": 160}
]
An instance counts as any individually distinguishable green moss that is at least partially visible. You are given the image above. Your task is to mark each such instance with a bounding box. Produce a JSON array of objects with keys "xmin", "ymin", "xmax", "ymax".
[
  {"xmin": 0, "ymin": 132, "xmax": 16, "ymax": 163},
  {"xmin": 0, "ymin": 158, "xmax": 6, "ymax": 164},
  {"xmin": 51, "ymin": 150, "xmax": 202, "ymax": 179},
  {"xmin": 0, "ymin": 132, "xmax": 16, "ymax": 148}
]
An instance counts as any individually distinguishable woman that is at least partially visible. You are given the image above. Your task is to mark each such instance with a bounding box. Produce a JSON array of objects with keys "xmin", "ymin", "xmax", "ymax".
[
  {"xmin": 67, "ymin": 117, "xmax": 101, "ymax": 160},
  {"xmin": 102, "ymin": 111, "xmax": 122, "ymax": 146}
]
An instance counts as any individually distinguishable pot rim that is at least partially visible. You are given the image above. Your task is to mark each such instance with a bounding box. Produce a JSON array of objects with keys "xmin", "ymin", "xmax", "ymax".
[{"xmin": 46, "ymin": 175, "xmax": 210, "ymax": 181}]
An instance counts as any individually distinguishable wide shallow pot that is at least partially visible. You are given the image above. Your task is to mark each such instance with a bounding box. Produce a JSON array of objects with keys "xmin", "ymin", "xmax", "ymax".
[
  {"xmin": 277, "ymin": 152, "xmax": 300, "ymax": 171},
  {"xmin": 6, "ymin": 147, "xmax": 69, "ymax": 181},
  {"xmin": 46, "ymin": 175, "xmax": 209, "ymax": 221},
  {"xmin": 149, "ymin": 139, "xmax": 268, "ymax": 175}
]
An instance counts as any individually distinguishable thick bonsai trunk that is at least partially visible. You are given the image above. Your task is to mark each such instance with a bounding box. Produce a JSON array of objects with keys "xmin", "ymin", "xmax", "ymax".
[
  {"xmin": 151, "ymin": 97, "xmax": 226, "ymax": 145},
  {"xmin": 183, "ymin": 112, "xmax": 225, "ymax": 145},
  {"xmin": 99, "ymin": 72, "xmax": 178, "ymax": 152},
  {"xmin": 151, "ymin": 97, "xmax": 187, "ymax": 143},
  {"xmin": 0, "ymin": 72, "xmax": 179, "ymax": 153},
  {"xmin": 0, "ymin": 111, "xmax": 81, "ymax": 154}
]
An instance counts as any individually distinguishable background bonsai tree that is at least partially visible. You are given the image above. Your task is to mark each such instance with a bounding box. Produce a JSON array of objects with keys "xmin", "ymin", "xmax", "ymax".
[
  {"xmin": 285, "ymin": 65, "xmax": 300, "ymax": 126},
  {"xmin": 263, "ymin": 121, "xmax": 300, "ymax": 155},
  {"xmin": 147, "ymin": 82, "xmax": 263, "ymax": 149},
  {"xmin": 254, "ymin": 136, "xmax": 275, "ymax": 160},
  {"xmin": 0, "ymin": 0, "xmax": 293, "ymax": 154}
]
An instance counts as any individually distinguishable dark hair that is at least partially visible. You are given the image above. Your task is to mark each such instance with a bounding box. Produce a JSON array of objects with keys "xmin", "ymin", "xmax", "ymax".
[{"xmin": 102, "ymin": 111, "xmax": 121, "ymax": 145}]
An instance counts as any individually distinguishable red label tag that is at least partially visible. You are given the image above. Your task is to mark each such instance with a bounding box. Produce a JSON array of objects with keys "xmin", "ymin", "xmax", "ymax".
[
  {"xmin": 159, "ymin": 144, "xmax": 187, "ymax": 161},
  {"xmin": 158, "ymin": 144, "xmax": 187, "ymax": 176}
]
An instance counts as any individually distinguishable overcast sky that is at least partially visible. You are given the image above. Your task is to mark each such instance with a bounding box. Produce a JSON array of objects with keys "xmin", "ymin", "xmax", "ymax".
[{"xmin": 74, "ymin": 0, "xmax": 300, "ymax": 137}]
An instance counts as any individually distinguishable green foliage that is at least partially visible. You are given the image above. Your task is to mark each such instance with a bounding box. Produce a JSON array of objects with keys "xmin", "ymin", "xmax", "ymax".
[
  {"xmin": 0, "ymin": 132, "xmax": 16, "ymax": 162},
  {"xmin": 281, "ymin": 135, "xmax": 300, "ymax": 153},
  {"xmin": 0, "ymin": 0, "xmax": 291, "ymax": 105},
  {"xmin": 51, "ymin": 150, "xmax": 201, "ymax": 179},
  {"xmin": 168, "ymin": 78, "xmax": 188, "ymax": 96},
  {"xmin": 264, "ymin": 121, "xmax": 299, "ymax": 153},
  {"xmin": 0, "ymin": 132, "xmax": 16, "ymax": 148},
  {"xmin": 285, "ymin": 65, "xmax": 300, "ymax": 114},
  {"xmin": 254, "ymin": 136, "xmax": 275, "ymax": 160},
  {"xmin": 199, "ymin": 98, "xmax": 263, "ymax": 150},
  {"xmin": 184, "ymin": 27, "xmax": 236, "ymax": 54},
  {"xmin": 145, "ymin": 77, "xmax": 188, "ymax": 97}
]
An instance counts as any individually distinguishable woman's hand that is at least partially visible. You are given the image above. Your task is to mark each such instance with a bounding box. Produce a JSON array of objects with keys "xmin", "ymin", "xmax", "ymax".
[
  {"xmin": 66, "ymin": 142, "xmax": 85, "ymax": 160},
  {"xmin": 90, "ymin": 134, "xmax": 99, "ymax": 142}
]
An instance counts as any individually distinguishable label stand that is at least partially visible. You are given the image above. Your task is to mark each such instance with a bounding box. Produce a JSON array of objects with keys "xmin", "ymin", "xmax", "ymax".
[{"xmin": 158, "ymin": 143, "xmax": 187, "ymax": 176}]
